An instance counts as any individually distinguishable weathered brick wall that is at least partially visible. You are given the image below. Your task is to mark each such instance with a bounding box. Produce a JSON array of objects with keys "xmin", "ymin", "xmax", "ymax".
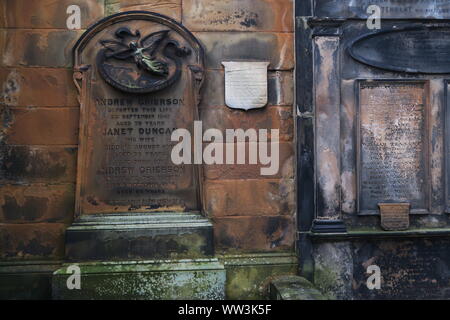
[
  {"xmin": 0, "ymin": 0, "xmax": 104, "ymax": 260},
  {"xmin": 1, "ymin": 0, "xmax": 295, "ymax": 260}
]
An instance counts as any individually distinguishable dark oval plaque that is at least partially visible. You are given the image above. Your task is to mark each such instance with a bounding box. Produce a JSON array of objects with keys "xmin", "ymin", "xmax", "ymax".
[{"xmin": 349, "ymin": 26, "xmax": 450, "ymax": 74}]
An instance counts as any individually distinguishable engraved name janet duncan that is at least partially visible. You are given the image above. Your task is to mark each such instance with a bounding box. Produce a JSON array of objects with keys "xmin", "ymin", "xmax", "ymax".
[{"xmin": 102, "ymin": 127, "xmax": 176, "ymax": 135}]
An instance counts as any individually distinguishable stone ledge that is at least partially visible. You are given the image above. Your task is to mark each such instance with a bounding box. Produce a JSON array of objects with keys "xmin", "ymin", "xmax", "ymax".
[
  {"xmin": 0, "ymin": 260, "xmax": 63, "ymax": 273},
  {"xmin": 65, "ymin": 212, "xmax": 214, "ymax": 261},
  {"xmin": 218, "ymin": 252, "xmax": 297, "ymax": 266},
  {"xmin": 304, "ymin": 228, "xmax": 450, "ymax": 241},
  {"xmin": 269, "ymin": 275, "xmax": 327, "ymax": 300},
  {"xmin": 0, "ymin": 260, "xmax": 62, "ymax": 299},
  {"xmin": 52, "ymin": 258, "xmax": 225, "ymax": 300}
]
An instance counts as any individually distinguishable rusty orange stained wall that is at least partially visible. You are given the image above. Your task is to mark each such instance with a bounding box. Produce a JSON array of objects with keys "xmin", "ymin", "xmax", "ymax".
[{"xmin": 0, "ymin": 0, "xmax": 295, "ymax": 259}]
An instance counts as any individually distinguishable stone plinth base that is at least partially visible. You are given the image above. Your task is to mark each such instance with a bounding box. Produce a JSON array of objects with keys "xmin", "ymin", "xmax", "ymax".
[
  {"xmin": 308, "ymin": 230, "xmax": 450, "ymax": 299},
  {"xmin": 65, "ymin": 212, "xmax": 214, "ymax": 261},
  {"xmin": 52, "ymin": 258, "xmax": 225, "ymax": 300}
]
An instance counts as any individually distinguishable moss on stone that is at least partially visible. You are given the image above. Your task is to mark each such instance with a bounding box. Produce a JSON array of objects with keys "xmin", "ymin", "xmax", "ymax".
[
  {"xmin": 219, "ymin": 253, "xmax": 298, "ymax": 299},
  {"xmin": 313, "ymin": 265, "xmax": 339, "ymax": 300},
  {"xmin": 52, "ymin": 259, "xmax": 225, "ymax": 300}
]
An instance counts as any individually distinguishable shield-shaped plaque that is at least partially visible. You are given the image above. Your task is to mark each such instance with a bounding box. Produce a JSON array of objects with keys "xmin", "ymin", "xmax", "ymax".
[
  {"xmin": 379, "ymin": 203, "xmax": 410, "ymax": 231},
  {"xmin": 222, "ymin": 61, "xmax": 270, "ymax": 110}
]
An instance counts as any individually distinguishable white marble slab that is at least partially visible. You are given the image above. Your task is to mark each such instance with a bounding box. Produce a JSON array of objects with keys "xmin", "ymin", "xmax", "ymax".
[{"xmin": 222, "ymin": 61, "xmax": 270, "ymax": 110}]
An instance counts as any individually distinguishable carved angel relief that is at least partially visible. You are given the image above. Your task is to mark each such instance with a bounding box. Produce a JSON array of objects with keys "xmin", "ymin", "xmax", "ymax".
[{"xmin": 97, "ymin": 27, "xmax": 191, "ymax": 93}]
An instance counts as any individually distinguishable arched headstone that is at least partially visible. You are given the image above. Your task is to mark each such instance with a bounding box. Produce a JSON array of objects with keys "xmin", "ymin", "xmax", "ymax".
[
  {"xmin": 73, "ymin": 11, "xmax": 204, "ymax": 217},
  {"xmin": 64, "ymin": 12, "xmax": 214, "ymax": 263}
]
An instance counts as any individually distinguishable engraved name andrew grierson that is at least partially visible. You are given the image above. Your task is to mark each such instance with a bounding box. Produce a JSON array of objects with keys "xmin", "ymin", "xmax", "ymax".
[{"xmin": 96, "ymin": 97, "xmax": 184, "ymax": 106}]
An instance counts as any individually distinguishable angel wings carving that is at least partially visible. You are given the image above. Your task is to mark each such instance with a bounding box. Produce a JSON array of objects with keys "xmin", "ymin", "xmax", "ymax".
[{"xmin": 100, "ymin": 27, "xmax": 170, "ymax": 77}]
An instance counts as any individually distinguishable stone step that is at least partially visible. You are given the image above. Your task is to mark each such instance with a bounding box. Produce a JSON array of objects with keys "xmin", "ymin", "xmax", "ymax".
[
  {"xmin": 268, "ymin": 275, "xmax": 327, "ymax": 300},
  {"xmin": 52, "ymin": 259, "xmax": 226, "ymax": 300},
  {"xmin": 65, "ymin": 212, "xmax": 214, "ymax": 261},
  {"xmin": 69, "ymin": 212, "xmax": 209, "ymax": 229}
]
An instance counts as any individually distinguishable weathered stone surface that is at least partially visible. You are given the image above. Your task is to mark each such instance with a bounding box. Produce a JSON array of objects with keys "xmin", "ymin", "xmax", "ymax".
[
  {"xmin": 351, "ymin": 237, "xmax": 450, "ymax": 299},
  {"xmin": 195, "ymin": 32, "xmax": 294, "ymax": 70},
  {"xmin": 119, "ymin": 0, "xmax": 181, "ymax": 21},
  {"xmin": 205, "ymin": 179, "xmax": 294, "ymax": 217},
  {"xmin": 65, "ymin": 213, "xmax": 214, "ymax": 261},
  {"xmin": 200, "ymin": 106, "xmax": 294, "ymax": 142},
  {"xmin": 0, "ymin": 260, "xmax": 62, "ymax": 300},
  {"xmin": 314, "ymin": 0, "xmax": 450, "ymax": 19},
  {"xmin": 1, "ymin": 107, "xmax": 79, "ymax": 145},
  {"xmin": 314, "ymin": 36, "xmax": 341, "ymax": 220},
  {"xmin": 1, "ymin": 29, "xmax": 82, "ymax": 68},
  {"xmin": 0, "ymin": 67, "xmax": 78, "ymax": 107},
  {"xmin": 198, "ymin": 70, "xmax": 225, "ymax": 107},
  {"xmin": 308, "ymin": 235, "xmax": 450, "ymax": 299},
  {"xmin": 359, "ymin": 81, "xmax": 428, "ymax": 214},
  {"xmin": 0, "ymin": 30, "xmax": 7, "ymax": 64},
  {"xmin": 310, "ymin": 17, "xmax": 449, "ymax": 223},
  {"xmin": 52, "ymin": 259, "xmax": 226, "ymax": 300},
  {"xmin": 1, "ymin": 0, "xmax": 104, "ymax": 29},
  {"xmin": 338, "ymin": 28, "xmax": 449, "ymax": 219},
  {"xmin": 220, "ymin": 253, "xmax": 297, "ymax": 299},
  {"xmin": 313, "ymin": 242, "xmax": 353, "ymax": 300},
  {"xmin": 430, "ymin": 80, "xmax": 444, "ymax": 213},
  {"xmin": 0, "ymin": 223, "xmax": 66, "ymax": 259},
  {"xmin": 268, "ymin": 71, "xmax": 294, "ymax": 106},
  {"xmin": 0, "ymin": 146, "xmax": 77, "ymax": 184},
  {"xmin": 183, "ymin": 0, "xmax": 293, "ymax": 32},
  {"xmin": 213, "ymin": 216, "xmax": 295, "ymax": 252},
  {"xmin": 203, "ymin": 143, "xmax": 294, "ymax": 180},
  {"xmin": 105, "ymin": 4, "xmax": 120, "ymax": 16},
  {"xmin": 269, "ymin": 275, "xmax": 327, "ymax": 300},
  {"xmin": 0, "ymin": 184, "xmax": 75, "ymax": 224},
  {"xmin": 0, "ymin": 3, "xmax": 5, "ymax": 29}
]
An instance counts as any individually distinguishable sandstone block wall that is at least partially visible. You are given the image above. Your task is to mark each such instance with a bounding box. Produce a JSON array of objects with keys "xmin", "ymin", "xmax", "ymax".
[{"xmin": 0, "ymin": 0, "xmax": 295, "ymax": 259}]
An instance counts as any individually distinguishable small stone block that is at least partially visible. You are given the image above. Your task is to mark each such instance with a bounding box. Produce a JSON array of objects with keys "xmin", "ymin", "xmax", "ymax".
[
  {"xmin": 269, "ymin": 275, "xmax": 327, "ymax": 300},
  {"xmin": 379, "ymin": 203, "xmax": 410, "ymax": 231}
]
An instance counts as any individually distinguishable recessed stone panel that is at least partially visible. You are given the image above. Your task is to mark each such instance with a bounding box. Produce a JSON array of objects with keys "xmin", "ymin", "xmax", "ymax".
[{"xmin": 358, "ymin": 81, "xmax": 429, "ymax": 214}]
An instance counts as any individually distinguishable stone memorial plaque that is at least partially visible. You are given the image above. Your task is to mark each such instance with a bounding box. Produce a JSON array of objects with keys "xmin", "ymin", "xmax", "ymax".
[
  {"xmin": 314, "ymin": 0, "xmax": 450, "ymax": 19},
  {"xmin": 358, "ymin": 81, "xmax": 429, "ymax": 215},
  {"xmin": 222, "ymin": 61, "xmax": 269, "ymax": 110},
  {"xmin": 73, "ymin": 12, "xmax": 204, "ymax": 216},
  {"xmin": 379, "ymin": 203, "xmax": 410, "ymax": 231}
]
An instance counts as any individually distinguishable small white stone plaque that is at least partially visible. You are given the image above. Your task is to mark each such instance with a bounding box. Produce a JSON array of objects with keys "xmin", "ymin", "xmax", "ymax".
[{"xmin": 222, "ymin": 61, "xmax": 270, "ymax": 110}]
